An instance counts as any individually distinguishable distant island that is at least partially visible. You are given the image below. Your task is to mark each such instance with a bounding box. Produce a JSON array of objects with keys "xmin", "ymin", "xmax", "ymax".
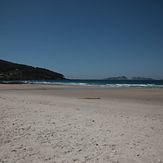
[
  {"xmin": 0, "ymin": 59, "xmax": 65, "ymax": 81},
  {"xmin": 105, "ymin": 76, "xmax": 128, "ymax": 80}
]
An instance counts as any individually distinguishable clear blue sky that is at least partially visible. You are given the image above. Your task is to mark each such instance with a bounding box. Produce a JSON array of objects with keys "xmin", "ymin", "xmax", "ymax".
[{"xmin": 0, "ymin": 0, "xmax": 163, "ymax": 79}]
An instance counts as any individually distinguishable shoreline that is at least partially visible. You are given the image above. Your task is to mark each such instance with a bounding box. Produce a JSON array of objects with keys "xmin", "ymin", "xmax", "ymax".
[
  {"xmin": 1, "ymin": 84, "xmax": 163, "ymax": 104},
  {"xmin": 1, "ymin": 79, "xmax": 163, "ymax": 89}
]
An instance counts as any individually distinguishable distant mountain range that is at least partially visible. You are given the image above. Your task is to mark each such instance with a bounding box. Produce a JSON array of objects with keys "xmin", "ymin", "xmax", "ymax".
[{"xmin": 0, "ymin": 59, "xmax": 65, "ymax": 81}]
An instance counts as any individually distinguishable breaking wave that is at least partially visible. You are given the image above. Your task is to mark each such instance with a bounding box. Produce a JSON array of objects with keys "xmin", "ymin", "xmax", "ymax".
[{"xmin": 13, "ymin": 80, "xmax": 163, "ymax": 88}]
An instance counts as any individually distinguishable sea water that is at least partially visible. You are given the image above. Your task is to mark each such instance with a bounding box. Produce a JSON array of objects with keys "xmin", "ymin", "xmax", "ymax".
[{"xmin": 18, "ymin": 79, "xmax": 163, "ymax": 88}]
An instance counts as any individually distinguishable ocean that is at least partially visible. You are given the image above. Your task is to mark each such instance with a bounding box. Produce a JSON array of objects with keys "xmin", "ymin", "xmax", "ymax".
[{"xmin": 12, "ymin": 79, "xmax": 163, "ymax": 88}]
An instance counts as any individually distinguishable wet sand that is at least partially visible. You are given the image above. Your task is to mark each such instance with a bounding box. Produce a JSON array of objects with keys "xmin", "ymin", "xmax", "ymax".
[{"xmin": 0, "ymin": 84, "xmax": 163, "ymax": 163}]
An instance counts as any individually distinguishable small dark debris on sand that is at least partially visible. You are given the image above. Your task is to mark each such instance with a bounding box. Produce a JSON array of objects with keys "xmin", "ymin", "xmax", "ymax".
[{"xmin": 80, "ymin": 97, "xmax": 101, "ymax": 99}]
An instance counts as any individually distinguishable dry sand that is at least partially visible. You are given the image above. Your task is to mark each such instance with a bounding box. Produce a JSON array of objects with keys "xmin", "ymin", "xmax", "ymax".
[{"xmin": 0, "ymin": 84, "xmax": 163, "ymax": 163}]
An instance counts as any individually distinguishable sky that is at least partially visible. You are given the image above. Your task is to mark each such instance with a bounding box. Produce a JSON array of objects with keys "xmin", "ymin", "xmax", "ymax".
[{"xmin": 0, "ymin": 0, "xmax": 163, "ymax": 79}]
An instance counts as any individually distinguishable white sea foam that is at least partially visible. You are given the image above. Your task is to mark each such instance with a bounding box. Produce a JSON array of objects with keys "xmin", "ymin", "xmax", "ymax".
[
  {"xmin": 105, "ymin": 84, "xmax": 163, "ymax": 88},
  {"xmin": 20, "ymin": 81, "xmax": 163, "ymax": 88}
]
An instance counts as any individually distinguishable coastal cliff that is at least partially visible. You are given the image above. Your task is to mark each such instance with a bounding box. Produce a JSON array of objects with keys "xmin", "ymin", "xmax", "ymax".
[{"xmin": 0, "ymin": 59, "xmax": 65, "ymax": 80}]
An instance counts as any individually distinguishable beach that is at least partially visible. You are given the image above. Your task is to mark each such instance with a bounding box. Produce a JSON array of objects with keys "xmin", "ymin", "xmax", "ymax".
[{"xmin": 0, "ymin": 84, "xmax": 163, "ymax": 163}]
